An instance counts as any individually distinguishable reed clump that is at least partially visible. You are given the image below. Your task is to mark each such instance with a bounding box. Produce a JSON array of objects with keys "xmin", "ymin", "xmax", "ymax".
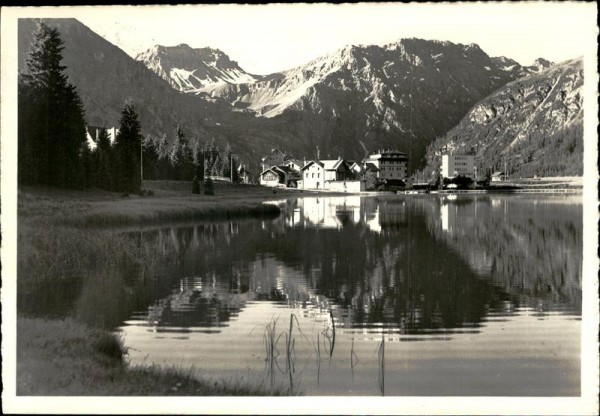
[{"xmin": 17, "ymin": 318, "xmax": 286, "ymax": 396}]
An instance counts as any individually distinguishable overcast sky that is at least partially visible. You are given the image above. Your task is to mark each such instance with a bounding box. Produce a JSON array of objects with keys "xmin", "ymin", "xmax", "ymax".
[{"xmin": 9, "ymin": 2, "xmax": 600, "ymax": 74}]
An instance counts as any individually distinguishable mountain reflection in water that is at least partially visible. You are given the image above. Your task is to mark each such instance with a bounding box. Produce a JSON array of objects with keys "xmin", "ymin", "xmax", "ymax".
[
  {"xmin": 124, "ymin": 195, "xmax": 581, "ymax": 335},
  {"xmin": 112, "ymin": 194, "xmax": 582, "ymax": 396}
]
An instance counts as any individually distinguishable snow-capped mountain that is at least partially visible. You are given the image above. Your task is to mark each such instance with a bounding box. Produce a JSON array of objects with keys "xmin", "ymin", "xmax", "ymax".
[
  {"xmin": 423, "ymin": 57, "xmax": 583, "ymax": 177},
  {"xmin": 17, "ymin": 18, "xmax": 276, "ymax": 171},
  {"xmin": 136, "ymin": 44, "xmax": 261, "ymax": 94},
  {"xmin": 19, "ymin": 18, "xmax": 579, "ymax": 176},
  {"xmin": 141, "ymin": 38, "xmax": 539, "ymax": 163},
  {"xmin": 214, "ymin": 39, "xmax": 531, "ymax": 162}
]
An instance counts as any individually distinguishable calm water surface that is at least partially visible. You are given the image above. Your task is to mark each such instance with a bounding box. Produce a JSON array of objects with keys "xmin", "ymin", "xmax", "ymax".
[
  {"xmin": 116, "ymin": 194, "xmax": 582, "ymax": 396},
  {"xmin": 34, "ymin": 194, "xmax": 584, "ymax": 395}
]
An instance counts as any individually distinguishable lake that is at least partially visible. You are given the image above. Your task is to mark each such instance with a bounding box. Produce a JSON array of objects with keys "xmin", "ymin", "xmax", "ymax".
[{"xmin": 31, "ymin": 194, "xmax": 584, "ymax": 395}]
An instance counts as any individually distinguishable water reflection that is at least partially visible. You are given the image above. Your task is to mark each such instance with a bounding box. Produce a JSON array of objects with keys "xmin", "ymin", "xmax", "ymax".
[{"xmin": 112, "ymin": 195, "xmax": 581, "ymax": 339}]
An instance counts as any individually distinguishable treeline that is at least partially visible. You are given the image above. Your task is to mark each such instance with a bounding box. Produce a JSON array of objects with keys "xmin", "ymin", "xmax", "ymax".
[
  {"xmin": 18, "ymin": 22, "xmax": 241, "ymax": 194},
  {"xmin": 18, "ymin": 22, "xmax": 87, "ymax": 189},
  {"xmin": 19, "ymin": 22, "xmax": 143, "ymax": 193},
  {"xmin": 141, "ymin": 133, "xmax": 240, "ymax": 183}
]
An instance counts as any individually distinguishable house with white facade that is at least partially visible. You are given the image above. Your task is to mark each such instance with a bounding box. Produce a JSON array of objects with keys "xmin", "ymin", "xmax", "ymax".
[
  {"xmin": 441, "ymin": 154, "xmax": 475, "ymax": 178},
  {"xmin": 491, "ymin": 171, "xmax": 506, "ymax": 182},
  {"xmin": 322, "ymin": 159, "xmax": 353, "ymax": 182},
  {"xmin": 300, "ymin": 160, "xmax": 326, "ymax": 189},
  {"xmin": 299, "ymin": 158, "xmax": 363, "ymax": 191},
  {"xmin": 363, "ymin": 149, "xmax": 408, "ymax": 180},
  {"xmin": 259, "ymin": 167, "xmax": 281, "ymax": 187},
  {"xmin": 259, "ymin": 165, "xmax": 300, "ymax": 187}
]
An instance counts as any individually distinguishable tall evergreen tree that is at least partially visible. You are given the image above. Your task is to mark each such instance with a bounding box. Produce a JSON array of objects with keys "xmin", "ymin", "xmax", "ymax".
[
  {"xmin": 173, "ymin": 127, "xmax": 194, "ymax": 180},
  {"xmin": 95, "ymin": 128, "xmax": 113, "ymax": 190},
  {"xmin": 113, "ymin": 104, "xmax": 142, "ymax": 193},
  {"xmin": 18, "ymin": 21, "xmax": 87, "ymax": 188}
]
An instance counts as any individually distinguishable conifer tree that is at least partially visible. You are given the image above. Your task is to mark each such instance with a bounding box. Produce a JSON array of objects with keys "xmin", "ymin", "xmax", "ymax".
[
  {"xmin": 95, "ymin": 128, "xmax": 113, "ymax": 190},
  {"xmin": 18, "ymin": 21, "xmax": 86, "ymax": 188},
  {"xmin": 113, "ymin": 104, "xmax": 142, "ymax": 193}
]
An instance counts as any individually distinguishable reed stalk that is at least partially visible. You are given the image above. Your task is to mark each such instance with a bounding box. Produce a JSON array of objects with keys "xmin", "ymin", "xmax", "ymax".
[{"xmin": 377, "ymin": 334, "xmax": 385, "ymax": 396}]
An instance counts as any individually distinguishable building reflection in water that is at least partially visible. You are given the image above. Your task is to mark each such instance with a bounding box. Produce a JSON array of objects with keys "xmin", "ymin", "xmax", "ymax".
[{"xmin": 123, "ymin": 194, "xmax": 581, "ymax": 339}]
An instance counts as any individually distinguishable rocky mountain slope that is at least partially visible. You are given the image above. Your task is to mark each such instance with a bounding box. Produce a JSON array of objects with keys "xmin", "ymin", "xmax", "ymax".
[
  {"xmin": 19, "ymin": 18, "xmax": 579, "ymax": 178},
  {"xmin": 136, "ymin": 44, "xmax": 261, "ymax": 94},
  {"xmin": 149, "ymin": 38, "xmax": 530, "ymax": 164},
  {"xmin": 423, "ymin": 57, "xmax": 583, "ymax": 178},
  {"xmin": 491, "ymin": 56, "xmax": 554, "ymax": 79}
]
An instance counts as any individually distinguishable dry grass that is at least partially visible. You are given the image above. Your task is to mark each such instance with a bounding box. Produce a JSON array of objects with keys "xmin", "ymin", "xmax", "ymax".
[
  {"xmin": 18, "ymin": 182, "xmax": 289, "ymax": 228},
  {"xmin": 17, "ymin": 318, "xmax": 288, "ymax": 396},
  {"xmin": 15, "ymin": 183, "xmax": 302, "ymax": 396}
]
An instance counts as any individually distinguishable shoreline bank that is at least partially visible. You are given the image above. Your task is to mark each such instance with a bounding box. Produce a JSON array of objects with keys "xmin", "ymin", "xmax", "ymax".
[{"xmin": 17, "ymin": 317, "xmax": 288, "ymax": 396}]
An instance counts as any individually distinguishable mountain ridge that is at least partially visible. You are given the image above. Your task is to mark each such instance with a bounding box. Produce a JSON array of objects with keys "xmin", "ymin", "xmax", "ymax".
[
  {"xmin": 136, "ymin": 43, "xmax": 262, "ymax": 94},
  {"xmin": 422, "ymin": 57, "xmax": 583, "ymax": 178},
  {"xmin": 18, "ymin": 18, "xmax": 580, "ymax": 178}
]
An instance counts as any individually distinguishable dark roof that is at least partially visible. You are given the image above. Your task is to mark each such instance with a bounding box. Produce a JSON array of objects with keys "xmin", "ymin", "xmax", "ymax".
[
  {"xmin": 286, "ymin": 159, "xmax": 304, "ymax": 166},
  {"xmin": 273, "ymin": 165, "xmax": 295, "ymax": 174},
  {"xmin": 260, "ymin": 167, "xmax": 280, "ymax": 176},
  {"xmin": 300, "ymin": 160, "xmax": 324, "ymax": 171},
  {"xmin": 261, "ymin": 148, "xmax": 286, "ymax": 161},
  {"xmin": 365, "ymin": 163, "xmax": 380, "ymax": 172}
]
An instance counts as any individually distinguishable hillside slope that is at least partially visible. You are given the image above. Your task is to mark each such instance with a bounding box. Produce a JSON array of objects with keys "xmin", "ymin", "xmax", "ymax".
[
  {"xmin": 17, "ymin": 18, "xmax": 278, "ymax": 170},
  {"xmin": 423, "ymin": 58, "xmax": 583, "ymax": 178}
]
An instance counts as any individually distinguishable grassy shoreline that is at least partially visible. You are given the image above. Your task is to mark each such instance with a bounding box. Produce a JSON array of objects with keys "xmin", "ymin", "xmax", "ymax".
[
  {"xmin": 16, "ymin": 182, "xmax": 303, "ymax": 396},
  {"xmin": 19, "ymin": 182, "xmax": 293, "ymax": 226},
  {"xmin": 17, "ymin": 318, "xmax": 287, "ymax": 396},
  {"xmin": 16, "ymin": 178, "xmax": 581, "ymax": 395}
]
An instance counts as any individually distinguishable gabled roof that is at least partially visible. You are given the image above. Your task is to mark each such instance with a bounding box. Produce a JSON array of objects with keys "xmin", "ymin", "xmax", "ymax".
[
  {"xmin": 273, "ymin": 165, "xmax": 295, "ymax": 174},
  {"xmin": 261, "ymin": 148, "xmax": 286, "ymax": 161},
  {"xmin": 285, "ymin": 159, "xmax": 304, "ymax": 166},
  {"xmin": 365, "ymin": 162, "xmax": 380, "ymax": 172},
  {"xmin": 321, "ymin": 159, "xmax": 348, "ymax": 170},
  {"xmin": 300, "ymin": 160, "xmax": 324, "ymax": 171},
  {"xmin": 349, "ymin": 162, "xmax": 363, "ymax": 171},
  {"xmin": 491, "ymin": 171, "xmax": 505, "ymax": 177},
  {"xmin": 260, "ymin": 167, "xmax": 280, "ymax": 177}
]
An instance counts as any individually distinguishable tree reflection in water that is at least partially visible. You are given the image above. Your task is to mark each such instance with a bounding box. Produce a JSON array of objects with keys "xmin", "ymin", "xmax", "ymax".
[{"xmin": 121, "ymin": 195, "xmax": 581, "ymax": 334}]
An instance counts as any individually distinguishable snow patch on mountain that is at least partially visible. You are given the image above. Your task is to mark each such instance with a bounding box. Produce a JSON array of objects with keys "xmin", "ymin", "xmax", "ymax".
[{"xmin": 136, "ymin": 44, "xmax": 261, "ymax": 94}]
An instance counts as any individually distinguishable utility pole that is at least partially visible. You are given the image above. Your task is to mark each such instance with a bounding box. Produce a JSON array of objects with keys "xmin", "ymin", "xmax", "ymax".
[{"xmin": 140, "ymin": 139, "xmax": 143, "ymax": 182}]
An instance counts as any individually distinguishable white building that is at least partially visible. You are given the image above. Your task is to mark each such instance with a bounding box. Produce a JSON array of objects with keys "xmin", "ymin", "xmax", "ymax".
[
  {"xmin": 363, "ymin": 149, "xmax": 408, "ymax": 180},
  {"xmin": 86, "ymin": 126, "xmax": 119, "ymax": 150},
  {"xmin": 441, "ymin": 154, "xmax": 475, "ymax": 178},
  {"xmin": 300, "ymin": 160, "xmax": 325, "ymax": 189},
  {"xmin": 300, "ymin": 159, "xmax": 355, "ymax": 190}
]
